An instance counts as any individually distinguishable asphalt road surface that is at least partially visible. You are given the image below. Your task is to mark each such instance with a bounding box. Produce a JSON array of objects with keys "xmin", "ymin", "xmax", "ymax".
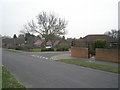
[{"xmin": 2, "ymin": 50, "xmax": 118, "ymax": 88}]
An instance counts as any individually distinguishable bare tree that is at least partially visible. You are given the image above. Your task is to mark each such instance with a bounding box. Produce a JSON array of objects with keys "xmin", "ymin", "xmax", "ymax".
[
  {"xmin": 21, "ymin": 12, "xmax": 67, "ymax": 46},
  {"xmin": 104, "ymin": 29, "xmax": 118, "ymax": 39},
  {"xmin": 20, "ymin": 21, "xmax": 36, "ymax": 34}
]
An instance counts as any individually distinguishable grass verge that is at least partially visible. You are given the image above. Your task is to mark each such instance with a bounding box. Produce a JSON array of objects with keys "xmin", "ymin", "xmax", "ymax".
[
  {"xmin": 29, "ymin": 48, "xmax": 41, "ymax": 52},
  {"xmin": 96, "ymin": 59, "xmax": 120, "ymax": 63},
  {"xmin": 58, "ymin": 59, "xmax": 120, "ymax": 73},
  {"xmin": 5, "ymin": 49, "xmax": 22, "ymax": 53},
  {"xmin": 2, "ymin": 66, "xmax": 26, "ymax": 89},
  {"xmin": 0, "ymin": 65, "xmax": 2, "ymax": 89}
]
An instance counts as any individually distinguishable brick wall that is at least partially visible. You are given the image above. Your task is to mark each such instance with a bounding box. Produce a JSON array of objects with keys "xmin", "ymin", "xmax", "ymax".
[
  {"xmin": 71, "ymin": 47, "xmax": 88, "ymax": 58},
  {"xmin": 96, "ymin": 48, "xmax": 119, "ymax": 62}
]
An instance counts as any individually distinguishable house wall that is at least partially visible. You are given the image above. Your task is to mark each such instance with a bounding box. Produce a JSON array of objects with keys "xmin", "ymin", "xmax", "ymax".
[
  {"xmin": 71, "ymin": 47, "xmax": 88, "ymax": 58},
  {"xmin": 96, "ymin": 48, "xmax": 119, "ymax": 62}
]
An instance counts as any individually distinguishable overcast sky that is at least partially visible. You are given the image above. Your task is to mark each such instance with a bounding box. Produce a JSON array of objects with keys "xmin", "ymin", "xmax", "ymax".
[{"xmin": 0, "ymin": 0, "xmax": 119, "ymax": 38}]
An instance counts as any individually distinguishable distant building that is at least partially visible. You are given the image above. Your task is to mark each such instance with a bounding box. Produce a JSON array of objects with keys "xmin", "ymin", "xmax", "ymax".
[
  {"xmin": 1, "ymin": 35, "xmax": 11, "ymax": 39},
  {"xmin": 2, "ymin": 35, "xmax": 25, "ymax": 48}
]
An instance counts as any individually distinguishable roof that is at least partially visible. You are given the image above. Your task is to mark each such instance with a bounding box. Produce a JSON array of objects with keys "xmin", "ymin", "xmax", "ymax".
[
  {"xmin": 54, "ymin": 40, "xmax": 60, "ymax": 46},
  {"xmin": 46, "ymin": 41, "xmax": 52, "ymax": 46},
  {"xmin": 83, "ymin": 34, "xmax": 117, "ymax": 43},
  {"xmin": 34, "ymin": 40, "xmax": 43, "ymax": 45}
]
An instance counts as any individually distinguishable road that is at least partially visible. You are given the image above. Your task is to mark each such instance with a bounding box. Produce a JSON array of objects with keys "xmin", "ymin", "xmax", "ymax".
[{"xmin": 2, "ymin": 50, "xmax": 118, "ymax": 88}]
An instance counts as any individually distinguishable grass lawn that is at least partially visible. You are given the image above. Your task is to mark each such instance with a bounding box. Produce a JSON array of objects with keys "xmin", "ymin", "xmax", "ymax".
[
  {"xmin": 2, "ymin": 66, "xmax": 26, "ymax": 89},
  {"xmin": 58, "ymin": 59, "xmax": 120, "ymax": 73},
  {"xmin": 29, "ymin": 48, "xmax": 41, "ymax": 52}
]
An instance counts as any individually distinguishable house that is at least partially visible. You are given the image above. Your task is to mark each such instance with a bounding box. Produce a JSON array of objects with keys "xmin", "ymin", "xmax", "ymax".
[
  {"xmin": 82, "ymin": 34, "xmax": 117, "ymax": 47},
  {"xmin": 34, "ymin": 36, "xmax": 70, "ymax": 48}
]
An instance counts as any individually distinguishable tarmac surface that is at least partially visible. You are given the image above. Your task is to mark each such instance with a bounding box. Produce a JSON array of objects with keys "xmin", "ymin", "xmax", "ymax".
[{"xmin": 2, "ymin": 50, "xmax": 119, "ymax": 88}]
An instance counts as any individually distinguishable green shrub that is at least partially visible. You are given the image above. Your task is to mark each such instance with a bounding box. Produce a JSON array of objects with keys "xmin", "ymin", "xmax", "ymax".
[
  {"xmin": 15, "ymin": 46, "xmax": 23, "ymax": 50},
  {"xmin": 41, "ymin": 48, "xmax": 54, "ymax": 52},
  {"xmin": 55, "ymin": 47, "xmax": 69, "ymax": 51},
  {"xmin": 7, "ymin": 45, "xmax": 16, "ymax": 49},
  {"xmin": 15, "ymin": 45, "xmax": 35, "ymax": 51},
  {"xmin": 56, "ymin": 42, "xmax": 70, "ymax": 51},
  {"xmin": 93, "ymin": 39, "xmax": 108, "ymax": 48}
]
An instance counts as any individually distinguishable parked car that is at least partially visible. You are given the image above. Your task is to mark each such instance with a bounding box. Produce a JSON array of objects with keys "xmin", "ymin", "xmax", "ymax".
[{"xmin": 45, "ymin": 45, "xmax": 52, "ymax": 49}]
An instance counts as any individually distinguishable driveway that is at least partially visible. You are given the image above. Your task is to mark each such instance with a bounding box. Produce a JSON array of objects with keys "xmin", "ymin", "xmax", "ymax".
[{"xmin": 2, "ymin": 50, "xmax": 118, "ymax": 88}]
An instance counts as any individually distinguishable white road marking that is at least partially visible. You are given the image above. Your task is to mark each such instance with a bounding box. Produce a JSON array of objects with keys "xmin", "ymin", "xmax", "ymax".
[
  {"xmin": 31, "ymin": 55, "xmax": 54, "ymax": 62},
  {"xmin": 37, "ymin": 56, "xmax": 40, "ymax": 58},
  {"xmin": 81, "ymin": 67, "xmax": 85, "ymax": 68},
  {"xmin": 51, "ymin": 58, "xmax": 56, "ymax": 60},
  {"xmin": 31, "ymin": 55, "xmax": 35, "ymax": 57}
]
